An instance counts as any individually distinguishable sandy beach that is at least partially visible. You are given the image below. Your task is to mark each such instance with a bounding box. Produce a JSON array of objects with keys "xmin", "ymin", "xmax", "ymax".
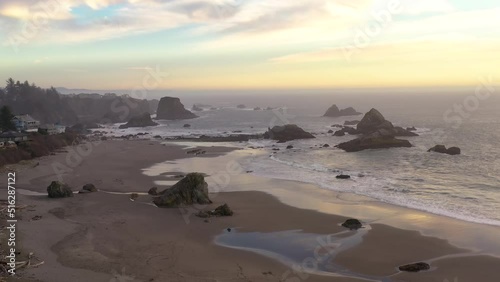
[{"xmin": 2, "ymin": 139, "xmax": 500, "ymax": 282}]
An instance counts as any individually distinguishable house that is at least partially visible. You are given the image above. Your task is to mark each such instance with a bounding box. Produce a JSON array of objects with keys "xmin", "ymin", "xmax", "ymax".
[
  {"xmin": 12, "ymin": 114, "xmax": 40, "ymax": 132},
  {"xmin": 39, "ymin": 124, "xmax": 65, "ymax": 135},
  {"xmin": 0, "ymin": 131, "xmax": 29, "ymax": 142}
]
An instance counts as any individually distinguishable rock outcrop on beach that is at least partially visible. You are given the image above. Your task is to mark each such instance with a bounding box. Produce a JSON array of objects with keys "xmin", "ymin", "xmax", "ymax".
[
  {"xmin": 47, "ymin": 181, "xmax": 73, "ymax": 198},
  {"xmin": 153, "ymin": 173, "xmax": 211, "ymax": 207},
  {"xmin": 341, "ymin": 219, "xmax": 362, "ymax": 230},
  {"xmin": 119, "ymin": 113, "xmax": 158, "ymax": 129},
  {"xmin": 399, "ymin": 262, "xmax": 430, "ymax": 272},
  {"xmin": 428, "ymin": 145, "xmax": 461, "ymax": 155},
  {"xmin": 323, "ymin": 105, "xmax": 362, "ymax": 117},
  {"xmin": 264, "ymin": 124, "xmax": 315, "ymax": 143},
  {"xmin": 356, "ymin": 109, "xmax": 418, "ymax": 137},
  {"xmin": 336, "ymin": 136, "xmax": 413, "ymax": 152},
  {"xmin": 237, "ymin": 104, "xmax": 246, "ymax": 109},
  {"xmin": 148, "ymin": 187, "xmax": 158, "ymax": 195},
  {"xmin": 79, "ymin": 183, "xmax": 97, "ymax": 194},
  {"xmin": 196, "ymin": 203, "xmax": 234, "ymax": 218},
  {"xmin": 156, "ymin": 97, "xmax": 198, "ymax": 120}
]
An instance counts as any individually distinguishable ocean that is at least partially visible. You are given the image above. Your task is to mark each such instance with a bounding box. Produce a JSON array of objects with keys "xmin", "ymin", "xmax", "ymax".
[{"xmin": 105, "ymin": 90, "xmax": 500, "ymax": 227}]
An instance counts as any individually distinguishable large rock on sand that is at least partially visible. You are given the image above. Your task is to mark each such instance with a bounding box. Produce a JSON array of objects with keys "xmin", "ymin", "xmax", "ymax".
[
  {"xmin": 79, "ymin": 183, "xmax": 97, "ymax": 194},
  {"xmin": 156, "ymin": 97, "xmax": 198, "ymax": 120},
  {"xmin": 399, "ymin": 262, "xmax": 430, "ymax": 272},
  {"xmin": 342, "ymin": 219, "xmax": 362, "ymax": 230},
  {"xmin": 153, "ymin": 173, "xmax": 211, "ymax": 207},
  {"xmin": 264, "ymin": 124, "xmax": 315, "ymax": 143},
  {"xmin": 323, "ymin": 105, "xmax": 361, "ymax": 117},
  {"xmin": 47, "ymin": 181, "xmax": 73, "ymax": 198},
  {"xmin": 119, "ymin": 113, "xmax": 158, "ymax": 129}
]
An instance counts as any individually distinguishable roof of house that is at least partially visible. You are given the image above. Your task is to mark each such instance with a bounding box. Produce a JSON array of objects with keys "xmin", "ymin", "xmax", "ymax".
[
  {"xmin": 40, "ymin": 124, "xmax": 57, "ymax": 129},
  {"xmin": 0, "ymin": 131, "xmax": 29, "ymax": 138},
  {"xmin": 13, "ymin": 114, "xmax": 38, "ymax": 123}
]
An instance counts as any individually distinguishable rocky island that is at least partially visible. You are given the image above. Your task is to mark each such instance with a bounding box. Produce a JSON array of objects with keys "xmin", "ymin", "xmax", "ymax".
[
  {"xmin": 323, "ymin": 104, "xmax": 362, "ymax": 117},
  {"xmin": 336, "ymin": 109, "xmax": 416, "ymax": 152}
]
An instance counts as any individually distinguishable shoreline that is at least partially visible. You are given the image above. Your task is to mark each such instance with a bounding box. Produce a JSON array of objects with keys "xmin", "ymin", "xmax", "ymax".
[{"xmin": 2, "ymin": 139, "xmax": 500, "ymax": 281}]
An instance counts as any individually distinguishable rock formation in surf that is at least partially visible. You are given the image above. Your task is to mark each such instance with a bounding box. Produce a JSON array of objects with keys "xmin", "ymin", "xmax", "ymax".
[
  {"xmin": 119, "ymin": 113, "xmax": 158, "ymax": 129},
  {"xmin": 156, "ymin": 97, "xmax": 198, "ymax": 120},
  {"xmin": 263, "ymin": 124, "xmax": 315, "ymax": 143},
  {"xmin": 428, "ymin": 145, "xmax": 461, "ymax": 155}
]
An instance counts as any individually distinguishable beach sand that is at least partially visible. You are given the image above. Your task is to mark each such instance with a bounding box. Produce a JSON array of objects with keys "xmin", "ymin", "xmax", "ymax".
[{"xmin": 2, "ymin": 139, "xmax": 499, "ymax": 282}]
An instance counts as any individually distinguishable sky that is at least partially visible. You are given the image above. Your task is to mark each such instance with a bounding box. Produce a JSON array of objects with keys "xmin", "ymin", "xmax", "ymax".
[{"xmin": 0, "ymin": 0, "xmax": 499, "ymax": 90}]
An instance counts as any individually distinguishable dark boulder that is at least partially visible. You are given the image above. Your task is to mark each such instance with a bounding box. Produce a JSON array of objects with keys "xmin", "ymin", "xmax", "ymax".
[
  {"xmin": 336, "ymin": 174, "xmax": 351, "ymax": 179},
  {"xmin": 254, "ymin": 107, "xmax": 262, "ymax": 111},
  {"xmin": 342, "ymin": 219, "xmax": 362, "ymax": 230},
  {"xmin": 428, "ymin": 145, "xmax": 448, "ymax": 154},
  {"xmin": 328, "ymin": 130, "xmax": 334, "ymax": 134},
  {"xmin": 196, "ymin": 203, "xmax": 234, "ymax": 218},
  {"xmin": 79, "ymin": 183, "xmax": 97, "ymax": 194},
  {"xmin": 263, "ymin": 124, "xmax": 315, "ymax": 142},
  {"xmin": 148, "ymin": 187, "xmax": 158, "ymax": 195},
  {"xmin": 153, "ymin": 173, "xmax": 211, "ymax": 207},
  {"xmin": 334, "ymin": 130, "xmax": 346, "ymax": 137},
  {"xmin": 156, "ymin": 97, "xmax": 198, "ymax": 120},
  {"xmin": 323, "ymin": 144, "xmax": 330, "ymax": 148},
  {"xmin": 406, "ymin": 126, "xmax": 417, "ymax": 131},
  {"xmin": 47, "ymin": 181, "xmax": 73, "ymax": 198},
  {"xmin": 447, "ymin": 147, "xmax": 461, "ymax": 155},
  {"xmin": 212, "ymin": 203, "xmax": 233, "ymax": 216},
  {"xmin": 323, "ymin": 105, "xmax": 362, "ymax": 117},
  {"xmin": 130, "ymin": 193, "xmax": 139, "ymax": 200},
  {"xmin": 119, "ymin": 113, "xmax": 158, "ymax": 129},
  {"xmin": 183, "ymin": 124, "xmax": 191, "ymax": 128},
  {"xmin": 336, "ymin": 136, "xmax": 413, "ymax": 152},
  {"xmin": 399, "ymin": 262, "xmax": 430, "ymax": 272},
  {"xmin": 237, "ymin": 104, "xmax": 246, "ymax": 109},
  {"xmin": 428, "ymin": 145, "xmax": 461, "ymax": 155},
  {"xmin": 286, "ymin": 145, "xmax": 294, "ymax": 149}
]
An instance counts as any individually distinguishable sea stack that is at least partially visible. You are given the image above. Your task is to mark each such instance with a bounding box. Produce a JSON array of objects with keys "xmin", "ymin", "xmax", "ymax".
[
  {"xmin": 323, "ymin": 105, "xmax": 361, "ymax": 117},
  {"xmin": 156, "ymin": 97, "xmax": 198, "ymax": 120}
]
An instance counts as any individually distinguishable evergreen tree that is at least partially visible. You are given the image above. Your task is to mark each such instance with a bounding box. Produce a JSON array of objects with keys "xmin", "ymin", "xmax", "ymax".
[{"xmin": 0, "ymin": 105, "xmax": 16, "ymax": 131}]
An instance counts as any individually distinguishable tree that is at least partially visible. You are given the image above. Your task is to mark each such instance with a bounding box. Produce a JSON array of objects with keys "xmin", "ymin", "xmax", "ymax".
[
  {"xmin": 0, "ymin": 105, "xmax": 16, "ymax": 131},
  {"xmin": 5, "ymin": 78, "xmax": 15, "ymax": 95}
]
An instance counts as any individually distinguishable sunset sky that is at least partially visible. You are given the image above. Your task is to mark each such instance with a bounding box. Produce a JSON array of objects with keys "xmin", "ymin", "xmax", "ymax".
[{"xmin": 0, "ymin": 0, "xmax": 499, "ymax": 90}]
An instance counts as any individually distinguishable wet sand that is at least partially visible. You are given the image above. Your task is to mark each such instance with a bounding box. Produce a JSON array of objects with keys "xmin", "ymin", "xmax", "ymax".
[{"xmin": 2, "ymin": 139, "xmax": 499, "ymax": 282}]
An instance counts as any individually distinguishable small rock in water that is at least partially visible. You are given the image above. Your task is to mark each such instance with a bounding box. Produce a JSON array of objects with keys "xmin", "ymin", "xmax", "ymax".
[
  {"xmin": 130, "ymin": 193, "xmax": 139, "ymax": 200},
  {"xmin": 286, "ymin": 145, "xmax": 294, "ymax": 149},
  {"xmin": 399, "ymin": 262, "xmax": 430, "ymax": 272},
  {"xmin": 227, "ymin": 228, "xmax": 232, "ymax": 232},
  {"xmin": 342, "ymin": 219, "xmax": 362, "ymax": 230}
]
